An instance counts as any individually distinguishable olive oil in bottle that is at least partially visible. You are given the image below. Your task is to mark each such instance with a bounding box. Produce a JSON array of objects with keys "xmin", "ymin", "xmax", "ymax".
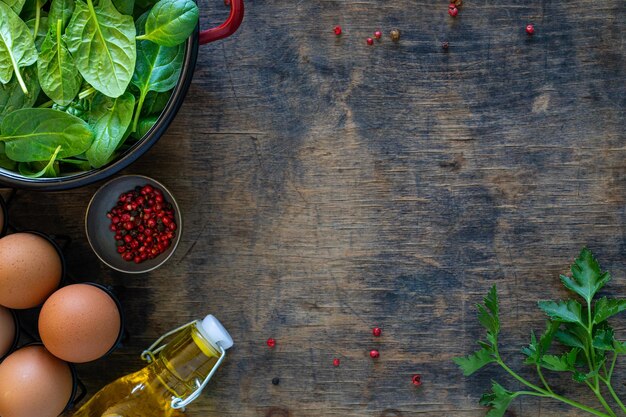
[{"xmin": 71, "ymin": 315, "xmax": 233, "ymax": 417}]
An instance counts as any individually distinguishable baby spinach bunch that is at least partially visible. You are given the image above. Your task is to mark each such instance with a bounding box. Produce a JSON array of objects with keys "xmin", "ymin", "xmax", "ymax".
[
  {"xmin": 455, "ymin": 248, "xmax": 626, "ymax": 417},
  {"xmin": 0, "ymin": 0, "xmax": 199, "ymax": 177}
]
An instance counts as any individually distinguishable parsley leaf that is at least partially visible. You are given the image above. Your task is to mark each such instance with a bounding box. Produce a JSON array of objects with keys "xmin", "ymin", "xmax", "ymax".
[
  {"xmin": 454, "ymin": 348, "xmax": 495, "ymax": 376},
  {"xmin": 541, "ymin": 348, "xmax": 579, "ymax": 372},
  {"xmin": 522, "ymin": 321, "xmax": 560, "ymax": 365},
  {"xmin": 477, "ymin": 285, "xmax": 500, "ymax": 346},
  {"xmin": 479, "ymin": 382, "xmax": 515, "ymax": 417},
  {"xmin": 538, "ymin": 300, "xmax": 584, "ymax": 326},
  {"xmin": 561, "ymin": 248, "xmax": 611, "ymax": 304},
  {"xmin": 593, "ymin": 297, "xmax": 626, "ymax": 325}
]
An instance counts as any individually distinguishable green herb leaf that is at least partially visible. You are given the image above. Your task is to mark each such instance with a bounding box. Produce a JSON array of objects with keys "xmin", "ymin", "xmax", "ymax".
[
  {"xmin": 479, "ymin": 382, "xmax": 515, "ymax": 417},
  {"xmin": 573, "ymin": 357, "xmax": 606, "ymax": 383},
  {"xmin": 131, "ymin": 11, "xmax": 183, "ymax": 131},
  {"xmin": 0, "ymin": 108, "xmax": 93, "ymax": 161},
  {"xmin": 0, "ymin": 2, "xmax": 38, "ymax": 94},
  {"xmin": 140, "ymin": 89, "xmax": 170, "ymax": 116},
  {"xmin": 25, "ymin": 16, "xmax": 49, "ymax": 50},
  {"xmin": 65, "ymin": 0, "xmax": 136, "ymax": 98},
  {"xmin": 20, "ymin": 0, "xmax": 50, "ymax": 21},
  {"xmin": 136, "ymin": 0, "xmax": 198, "ymax": 47},
  {"xmin": 37, "ymin": 19, "xmax": 82, "ymax": 106},
  {"xmin": 0, "ymin": 64, "xmax": 39, "ymax": 124},
  {"xmin": 561, "ymin": 247, "xmax": 610, "ymax": 304},
  {"xmin": 538, "ymin": 300, "xmax": 584, "ymax": 326},
  {"xmin": 48, "ymin": 0, "xmax": 75, "ymax": 29},
  {"xmin": 522, "ymin": 321, "xmax": 561, "ymax": 365},
  {"xmin": 555, "ymin": 323, "xmax": 587, "ymax": 349},
  {"xmin": 593, "ymin": 327, "xmax": 616, "ymax": 351},
  {"xmin": 18, "ymin": 144, "xmax": 61, "ymax": 177},
  {"xmin": 85, "ymin": 91, "xmax": 134, "ymax": 168},
  {"xmin": 1, "ymin": 0, "xmax": 26, "ymax": 14},
  {"xmin": 478, "ymin": 285, "xmax": 500, "ymax": 337},
  {"xmin": 132, "ymin": 114, "xmax": 157, "ymax": 139},
  {"xmin": 111, "ymin": 0, "xmax": 133, "ymax": 15},
  {"xmin": 541, "ymin": 348, "xmax": 579, "ymax": 372},
  {"xmin": 0, "ymin": 142, "xmax": 17, "ymax": 170},
  {"xmin": 593, "ymin": 297, "xmax": 626, "ymax": 325},
  {"xmin": 453, "ymin": 347, "xmax": 495, "ymax": 376}
]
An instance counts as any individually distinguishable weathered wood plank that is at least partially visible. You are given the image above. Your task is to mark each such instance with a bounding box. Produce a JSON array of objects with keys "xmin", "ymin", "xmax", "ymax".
[{"xmin": 3, "ymin": 0, "xmax": 625, "ymax": 416}]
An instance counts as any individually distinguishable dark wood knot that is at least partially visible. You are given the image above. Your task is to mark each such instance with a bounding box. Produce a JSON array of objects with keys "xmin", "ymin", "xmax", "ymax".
[
  {"xmin": 380, "ymin": 409, "xmax": 404, "ymax": 417},
  {"xmin": 265, "ymin": 407, "xmax": 291, "ymax": 417}
]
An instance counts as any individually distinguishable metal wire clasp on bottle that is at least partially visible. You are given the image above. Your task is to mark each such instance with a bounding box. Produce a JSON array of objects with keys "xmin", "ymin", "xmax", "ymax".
[{"xmin": 140, "ymin": 320, "xmax": 227, "ymax": 410}]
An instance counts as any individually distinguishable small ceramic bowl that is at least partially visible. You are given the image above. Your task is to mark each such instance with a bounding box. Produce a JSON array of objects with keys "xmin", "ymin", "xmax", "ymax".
[{"xmin": 85, "ymin": 175, "xmax": 182, "ymax": 273}]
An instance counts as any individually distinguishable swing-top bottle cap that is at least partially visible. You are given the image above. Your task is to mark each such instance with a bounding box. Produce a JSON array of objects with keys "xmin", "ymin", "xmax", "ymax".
[{"xmin": 201, "ymin": 315, "xmax": 233, "ymax": 350}]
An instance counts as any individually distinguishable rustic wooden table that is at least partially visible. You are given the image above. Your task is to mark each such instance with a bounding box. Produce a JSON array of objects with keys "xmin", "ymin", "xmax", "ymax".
[{"xmin": 3, "ymin": 0, "xmax": 626, "ymax": 416}]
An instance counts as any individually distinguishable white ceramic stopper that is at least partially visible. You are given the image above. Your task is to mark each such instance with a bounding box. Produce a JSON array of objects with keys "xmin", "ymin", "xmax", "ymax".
[{"xmin": 200, "ymin": 315, "xmax": 234, "ymax": 350}]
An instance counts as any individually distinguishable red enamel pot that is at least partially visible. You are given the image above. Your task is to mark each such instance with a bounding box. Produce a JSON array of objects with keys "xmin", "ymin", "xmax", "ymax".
[{"xmin": 0, "ymin": 0, "xmax": 244, "ymax": 191}]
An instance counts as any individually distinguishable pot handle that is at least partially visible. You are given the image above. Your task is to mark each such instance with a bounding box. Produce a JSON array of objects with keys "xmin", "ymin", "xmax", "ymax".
[{"xmin": 199, "ymin": 0, "xmax": 244, "ymax": 45}]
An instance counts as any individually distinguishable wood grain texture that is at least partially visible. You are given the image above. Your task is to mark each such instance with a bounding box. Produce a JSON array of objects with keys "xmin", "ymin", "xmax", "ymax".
[{"xmin": 3, "ymin": 0, "xmax": 626, "ymax": 416}]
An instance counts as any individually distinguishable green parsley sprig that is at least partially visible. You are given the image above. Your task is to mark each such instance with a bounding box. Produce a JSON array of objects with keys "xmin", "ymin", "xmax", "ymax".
[{"xmin": 454, "ymin": 248, "xmax": 626, "ymax": 417}]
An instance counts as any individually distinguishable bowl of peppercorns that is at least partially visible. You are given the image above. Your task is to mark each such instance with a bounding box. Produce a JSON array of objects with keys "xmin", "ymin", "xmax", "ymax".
[{"xmin": 85, "ymin": 175, "xmax": 182, "ymax": 273}]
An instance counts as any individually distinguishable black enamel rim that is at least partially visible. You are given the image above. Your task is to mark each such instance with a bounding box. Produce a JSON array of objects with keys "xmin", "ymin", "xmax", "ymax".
[{"xmin": 0, "ymin": 28, "xmax": 200, "ymax": 191}]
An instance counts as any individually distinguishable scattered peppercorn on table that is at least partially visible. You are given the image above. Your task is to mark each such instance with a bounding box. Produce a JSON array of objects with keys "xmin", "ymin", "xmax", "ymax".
[{"xmin": 3, "ymin": 0, "xmax": 625, "ymax": 416}]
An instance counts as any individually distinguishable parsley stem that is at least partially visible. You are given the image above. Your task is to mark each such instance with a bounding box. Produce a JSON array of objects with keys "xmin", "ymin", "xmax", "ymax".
[
  {"xmin": 592, "ymin": 387, "xmax": 617, "ymax": 417},
  {"xmin": 604, "ymin": 380, "xmax": 626, "ymax": 415},
  {"xmin": 496, "ymin": 357, "xmax": 612, "ymax": 417},
  {"xmin": 585, "ymin": 302, "xmax": 616, "ymax": 417},
  {"xmin": 608, "ymin": 352, "xmax": 618, "ymax": 381},
  {"xmin": 600, "ymin": 353, "xmax": 626, "ymax": 416},
  {"xmin": 536, "ymin": 365, "xmax": 554, "ymax": 394}
]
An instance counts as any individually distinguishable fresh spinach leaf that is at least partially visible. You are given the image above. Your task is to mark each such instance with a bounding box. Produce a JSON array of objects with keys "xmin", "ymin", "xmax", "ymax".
[
  {"xmin": 18, "ymin": 144, "xmax": 61, "ymax": 177},
  {"xmin": 1, "ymin": 0, "xmax": 26, "ymax": 14},
  {"xmin": 59, "ymin": 155, "xmax": 91, "ymax": 170},
  {"xmin": 65, "ymin": 0, "xmax": 136, "ymax": 98},
  {"xmin": 111, "ymin": 0, "xmax": 133, "ymax": 15},
  {"xmin": 28, "ymin": 0, "xmax": 48, "ymax": 40},
  {"xmin": 0, "ymin": 2, "xmax": 38, "ymax": 94},
  {"xmin": 53, "ymin": 94, "xmax": 91, "ymax": 119},
  {"xmin": 132, "ymin": 114, "xmax": 157, "ymax": 139},
  {"xmin": 85, "ymin": 91, "xmax": 134, "ymax": 168},
  {"xmin": 141, "ymin": 89, "xmax": 171, "ymax": 116},
  {"xmin": 132, "ymin": 0, "xmax": 155, "ymax": 18},
  {"xmin": 0, "ymin": 142, "xmax": 17, "ymax": 170},
  {"xmin": 136, "ymin": 0, "xmax": 198, "ymax": 47},
  {"xmin": 37, "ymin": 18, "xmax": 82, "ymax": 106},
  {"xmin": 48, "ymin": 0, "xmax": 74, "ymax": 29},
  {"xmin": 131, "ymin": 15, "xmax": 183, "ymax": 131},
  {"xmin": 20, "ymin": 0, "xmax": 47, "ymax": 21},
  {"xmin": 0, "ymin": 64, "xmax": 39, "ymax": 123},
  {"xmin": 26, "ymin": 16, "xmax": 49, "ymax": 50},
  {"xmin": 0, "ymin": 108, "xmax": 93, "ymax": 161}
]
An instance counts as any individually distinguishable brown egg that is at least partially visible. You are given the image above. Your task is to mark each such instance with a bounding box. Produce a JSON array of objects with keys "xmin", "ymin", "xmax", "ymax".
[
  {"xmin": 0, "ymin": 306, "xmax": 16, "ymax": 358},
  {"xmin": 0, "ymin": 345, "xmax": 73, "ymax": 417},
  {"xmin": 0, "ymin": 233, "xmax": 62, "ymax": 309},
  {"xmin": 39, "ymin": 284, "xmax": 121, "ymax": 363}
]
